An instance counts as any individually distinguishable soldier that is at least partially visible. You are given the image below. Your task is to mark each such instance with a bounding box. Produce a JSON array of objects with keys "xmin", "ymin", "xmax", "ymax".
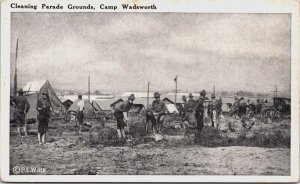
[
  {"xmin": 12, "ymin": 89, "xmax": 30, "ymax": 137},
  {"xmin": 182, "ymin": 95, "xmax": 187, "ymax": 108},
  {"xmin": 181, "ymin": 95, "xmax": 187, "ymax": 121},
  {"xmin": 114, "ymin": 94, "xmax": 135, "ymax": 140},
  {"xmin": 238, "ymin": 97, "xmax": 247, "ymax": 117},
  {"xmin": 36, "ymin": 91, "xmax": 51, "ymax": 144},
  {"xmin": 145, "ymin": 108, "xmax": 155, "ymax": 133},
  {"xmin": 194, "ymin": 90, "xmax": 206, "ymax": 142},
  {"xmin": 186, "ymin": 93, "xmax": 196, "ymax": 111},
  {"xmin": 76, "ymin": 95, "xmax": 85, "ymax": 133},
  {"xmin": 151, "ymin": 92, "xmax": 167, "ymax": 134},
  {"xmin": 208, "ymin": 94, "xmax": 218, "ymax": 127},
  {"xmin": 182, "ymin": 94, "xmax": 197, "ymax": 136},
  {"xmin": 260, "ymin": 99, "xmax": 267, "ymax": 121},
  {"xmin": 217, "ymin": 97, "xmax": 223, "ymax": 115},
  {"xmin": 233, "ymin": 97, "xmax": 239, "ymax": 118},
  {"xmin": 182, "ymin": 107, "xmax": 197, "ymax": 137},
  {"xmin": 256, "ymin": 99, "xmax": 262, "ymax": 115}
]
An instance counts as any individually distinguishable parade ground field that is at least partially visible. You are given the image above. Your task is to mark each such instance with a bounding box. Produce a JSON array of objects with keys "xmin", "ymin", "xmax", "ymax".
[{"xmin": 10, "ymin": 115, "xmax": 290, "ymax": 175}]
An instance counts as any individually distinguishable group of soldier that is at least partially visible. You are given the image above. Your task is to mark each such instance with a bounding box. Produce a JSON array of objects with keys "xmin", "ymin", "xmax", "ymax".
[
  {"xmin": 80, "ymin": 92, "xmax": 271, "ymax": 142},
  {"xmin": 230, "ymin": 97, "xmax": 267, "ymax": 119},
  {"xmin": 11, "ymin": 89, "xmax": 52, "ymax": 144},
  {"xmin": 12, "ymin": 88, "xmax": 224, "ymax": 143},
  {"xmin": 112, "ymin": 90, "xmax": 221, "ymax": 142}
]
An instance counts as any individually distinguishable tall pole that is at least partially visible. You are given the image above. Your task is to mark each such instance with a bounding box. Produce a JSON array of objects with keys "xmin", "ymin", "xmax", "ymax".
[
  {"xmin": 147, "ymin": 82, "xmax": 150, "ymax": 108},
  {"xmin": 175, "ymin": 75, "xmax": 178, "ymax": 105},
  {"xmin": 213, "ymin": 85, "xmax": 215, "ymax": 96},
  {"xmin": 272, "ymin": 85, "xmax": 279, "ymax": 97},
  {"xmin": 88, "ymin": 75, "xmax": 90, "ymax": 102},
  {"xmin": 14, "ymin": 38, "xmax": 19, "ymax": 96}
]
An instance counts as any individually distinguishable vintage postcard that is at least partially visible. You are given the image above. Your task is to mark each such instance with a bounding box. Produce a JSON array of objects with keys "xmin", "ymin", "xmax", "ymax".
[{"xmin": 1, "ymin": 0, "xmax": 299, "ymax": 182}]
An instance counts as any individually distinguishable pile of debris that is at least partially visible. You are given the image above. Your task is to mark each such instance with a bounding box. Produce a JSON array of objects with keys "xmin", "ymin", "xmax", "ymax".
[{"xmin": 195, "ymin": 116, "xmax": 290, "ymax": 148}]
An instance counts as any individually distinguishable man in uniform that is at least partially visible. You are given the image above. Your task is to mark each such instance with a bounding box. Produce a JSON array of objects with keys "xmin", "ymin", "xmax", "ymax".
[
  {"xmin": 181, "ymin": 95, "xmax": 187, "ymax": 121},
  {"xmin": 151, "ymin": 92, "xmax": 167, "ymax": 134},
  {"xmin": 217, "ymin": 97, "xmax": 223, "ymax": 116},
  {"xmin": 12, "ymin": 89, "xmax": 30, "ymax": 137},
  {"xmin": 194, "ymin": 90, "xmax": 206, "ymax": 143},
  {"xmin": 77, "ymin": 95, "xmax": 85, "ymax": 133},
  {"xmin": 208, "ymin": 94, "xmax": 218, "ymax": 127},
  {"xmin": 185, "ymin": 93, "xmax": 196, "ymax": 111},
  {"xmin": 114, "ymin": 94, "xmax": 135, "ymax": 140},
  {"xmin": 182, "ymin": 94, "xmax": 197, "ymax": 136},
  {"xmin": 238, "ymin": 97, "xmax": 247, "ymax": 117},
  {"xmin": 36, "ymin": 91, "xmax": 51, "ymax": 144},
  {"xmin": 233, "ymin": 97, "xmax": 240, "ymax": 119},
  {"xmin": 145, "ymin": 108, "xmax": 155, "ymax": 133},
  {"xmin": 260, "ymin": 99, "xmax": 266, "ymax": 121}
]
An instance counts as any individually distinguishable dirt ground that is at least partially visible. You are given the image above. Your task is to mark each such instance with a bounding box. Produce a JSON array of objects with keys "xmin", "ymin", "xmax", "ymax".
[{"xmin": 10, "ymin": 114, "xmax": 290, "ymax": 175}]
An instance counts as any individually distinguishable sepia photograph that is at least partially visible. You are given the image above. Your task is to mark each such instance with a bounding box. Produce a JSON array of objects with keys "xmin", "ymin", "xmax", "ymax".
[{"xmin": 1, "ymin": 0, "xmax": 299, "ymax": 182}]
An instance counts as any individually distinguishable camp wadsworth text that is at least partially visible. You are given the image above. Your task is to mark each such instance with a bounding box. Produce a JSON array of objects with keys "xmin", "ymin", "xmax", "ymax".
[{"xmin": 10, "ymin": 3, "xmax": 157, "ymax": 10}]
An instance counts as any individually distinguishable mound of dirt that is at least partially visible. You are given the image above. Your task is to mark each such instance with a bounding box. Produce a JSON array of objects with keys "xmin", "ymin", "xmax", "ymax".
[
  {"xmin": 194, "ymin": 124, "xmax": 290, "ymax": 148},
  {"xmin": 195, "ymin": 126, "xmax": 231, "ymax": 147},
  {"xmin": 89, "ymin": 125, "xmax": 119, "ymax": 146}
]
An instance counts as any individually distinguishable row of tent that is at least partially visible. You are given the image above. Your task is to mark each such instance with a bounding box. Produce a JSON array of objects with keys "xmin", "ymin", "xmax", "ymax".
[
  {"xmin": 66, "ymin": 97, "xmax": 181, "ymax": 117},
  {"xmin": 10, "ymin": 80, "xmax": 276, "ymax": 121},
  {"xmin": 10, "ymin": 80, "xmax": 183, "ymax": 121}
]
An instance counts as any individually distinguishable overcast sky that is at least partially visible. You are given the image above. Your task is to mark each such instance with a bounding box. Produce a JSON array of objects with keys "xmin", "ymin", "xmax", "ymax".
[{"xmin": 11, "ymin": 13, "xmax": 291, "ymax": 94}]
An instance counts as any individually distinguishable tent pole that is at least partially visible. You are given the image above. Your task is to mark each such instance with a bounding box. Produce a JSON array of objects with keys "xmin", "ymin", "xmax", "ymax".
[
  {"xmin": 88, "ymin": 75, "xmax": 90, "ymax": 102},
  {"xmin": 14, "ymin": 38, "xmax": 19, "ymax": 96},
  {"xmin": 147, "ymin": 82, "xmax": 150, "ymax": 108},
  {"xmin": 175, "ymin": 75, "xmax": 178, "ymax": 105},
  {"xmin": 214, "ymin": 85, "xmax": 215, "ymax": 96}
]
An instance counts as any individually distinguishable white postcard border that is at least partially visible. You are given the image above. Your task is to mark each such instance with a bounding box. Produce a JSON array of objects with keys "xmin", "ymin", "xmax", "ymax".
[{"xmin": 1, "ymin": 0, "xmax": 299, "ymax": 182}]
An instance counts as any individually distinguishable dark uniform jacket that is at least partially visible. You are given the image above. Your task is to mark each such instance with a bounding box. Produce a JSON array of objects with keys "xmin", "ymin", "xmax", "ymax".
[
  {"xmin": 115, "ymin": 101, "xmax": 133, "ymax": 113},
  {"xmin": 152, "ymin": 99, "xmax": 167, "ymax": 114},
  {"xmin": 13, "ymin": 96, "xmax": 30, "ymax": 114},
  {"xmin": 194, "ymin": 97, "xmax": 205, "ymax": 117},
  {"xmin": 185, "ymin": 99, "xmax": 196, "ymax": 111},
  {"xmin": 37, "ymin": 98, "xmax": 51, "ymax": 119}
]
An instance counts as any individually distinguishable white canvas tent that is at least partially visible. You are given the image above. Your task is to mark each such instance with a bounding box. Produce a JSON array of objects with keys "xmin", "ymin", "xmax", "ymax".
[
  {"xmin": 166, "ymin": 104, "xmax": 179, "ymax": 114},
  {"xmin": 11, "ymin": 80, "xmax": 66, "ymax": 120}
]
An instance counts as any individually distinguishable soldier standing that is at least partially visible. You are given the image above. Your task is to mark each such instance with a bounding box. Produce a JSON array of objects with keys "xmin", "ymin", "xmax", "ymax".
[
  {"xmin": 217, "ymin": 97, "xmax": 223, "ymax": 116},
  {"xmin": 76, "ymin": 95, "xmax": 85, "ymax": 133},
  {"xmin": 185, "ymin": 93, "xmax": 196, "ymax": 110},
  {"xmin": 36, "ymin": 91, "xmax": 51, "ymax": 144},
  {"xmin": 194, "ymin": 90, "xmax": 206, "ymax": 143},
  {"xmin": 233, "ymin": 97, "xmax": 239, "ymax": 119},
  {"xmin": 181, "ymin": 95, "xmax": 187, "ymax": 121},
  {"xmin": 114, "ymin": 94, "xmax": 135, "ymax": 140},
  {"xmin": 208, "ymin": 94, "xmax": 218, "ymax": 127},
  {"xmin": 12, "ymin": 89, "xmax": 30, "ymax": 137},
  {"xmin": 152, "ymin": 92, "xmax": 167, "ymax": 134}
]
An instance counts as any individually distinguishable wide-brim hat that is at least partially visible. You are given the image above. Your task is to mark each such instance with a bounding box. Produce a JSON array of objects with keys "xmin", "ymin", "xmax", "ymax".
[
  {"xmin": 128, "ymin": 94, "xmax": 135, "ymax": 100},
  {"xmin": 154, "ymin": 92, "xmax": 160, "ymax": 98},
  {"xmin": 200, "ymin": 90, "xmax": 206, "ymax": 96},
  {"xmin": 18, "ymin": 88, "xmax": 24, "ymax": 94}
]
